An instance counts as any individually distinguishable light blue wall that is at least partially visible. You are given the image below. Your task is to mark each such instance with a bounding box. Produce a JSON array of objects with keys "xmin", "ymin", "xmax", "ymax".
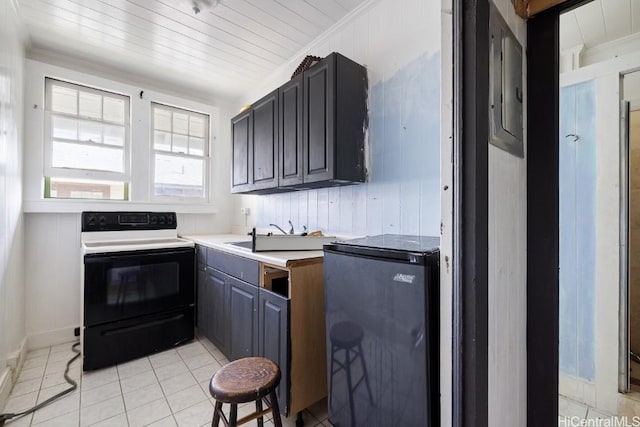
[
  {"xmin": 559, "ymin": 80, "xmax": 597, "ymax": 381},
  {"xmin": 255, "ymin": 51, "xmax": 441, "ymax": 237}
]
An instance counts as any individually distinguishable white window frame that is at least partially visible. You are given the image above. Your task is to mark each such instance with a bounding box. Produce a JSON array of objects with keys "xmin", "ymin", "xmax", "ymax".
[
  {"xmin": 44, "ymin": 78, "xmax": 131, "ymax": 184},
  {"xmin": 150, "ymin": 102, "xmax": 210, "ymax": 203}
]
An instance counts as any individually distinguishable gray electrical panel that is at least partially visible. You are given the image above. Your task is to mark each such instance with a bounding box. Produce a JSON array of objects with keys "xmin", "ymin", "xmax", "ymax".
[{"xmin": 489, "ymin": 4, "xmax": 524, "ymax": 158}]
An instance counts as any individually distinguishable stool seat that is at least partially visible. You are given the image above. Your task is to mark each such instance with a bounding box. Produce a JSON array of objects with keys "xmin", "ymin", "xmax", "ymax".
[
  {"xmin": 330, "ymin": 321, "xmax": 364, "ymax": 348},
  {"xmin": 209, "ymin": 357, "xmax": 281, "ymax": 403},
  {"xmin": 209, "ymin": 357, "xmax": 283, "ymax": 427}
]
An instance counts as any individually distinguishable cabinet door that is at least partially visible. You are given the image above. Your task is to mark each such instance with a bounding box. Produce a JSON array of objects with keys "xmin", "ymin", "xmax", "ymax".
[
  {"xmin": 303, "ymin": 54, "xmax": 335, "ymax": 183},
  {"xmin": 231, "ymin": 109, "xmax": 252, "ymax": 193},
  {"xmin": 208, "ymin": 269, "xmax": 229, "ymax": 356},
  {"xmin": 227, "ymin": 277, "xmax": 259, "ymax": 361},
  {"xmin": 258, "ymin": 288, "xmax": 290, "ymax": 416},
  {"xmin": 252, "ymin": 90, "xmax": 279, "ymax": 191},
  {"xmin": 279, "ymin": 75, "xmax": 303, "ymax": 187}
]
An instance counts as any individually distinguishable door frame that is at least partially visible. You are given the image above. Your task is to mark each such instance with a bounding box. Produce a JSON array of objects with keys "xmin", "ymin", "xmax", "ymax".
[{"xmin": 526, "ymin": 0, "xmax": 592, "ymax": 423}]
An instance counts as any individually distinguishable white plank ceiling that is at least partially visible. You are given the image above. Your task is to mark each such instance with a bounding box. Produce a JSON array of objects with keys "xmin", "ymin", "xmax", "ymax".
[
  {"xmin": 560, "ymin": 0, "xmax": 640, "ymax": 51},
  {"xmin": 16, "ymin": 0, "xmax": 369, "ymax": 100}
]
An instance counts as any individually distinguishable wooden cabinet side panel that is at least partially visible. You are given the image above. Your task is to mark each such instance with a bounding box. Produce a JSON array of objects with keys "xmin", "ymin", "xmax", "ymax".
[{"xmin": 288, "ymin": 261, "xmax": 327, "ymax": 413}]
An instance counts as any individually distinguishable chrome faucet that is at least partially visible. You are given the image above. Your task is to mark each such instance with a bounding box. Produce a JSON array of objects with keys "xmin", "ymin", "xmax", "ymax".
[
  {"xmin": 269, "ymin": 223, "xmax": 288, "ymax": 235},
  {"xmin": 269, "ymin": 221, "xmax": 296, "ymax": 235}
]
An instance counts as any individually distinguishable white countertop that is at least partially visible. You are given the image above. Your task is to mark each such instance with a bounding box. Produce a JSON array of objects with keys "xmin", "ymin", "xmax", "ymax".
[{"xmin": 181, "ymin": 234, "xmax": 325, "ymax": 268}]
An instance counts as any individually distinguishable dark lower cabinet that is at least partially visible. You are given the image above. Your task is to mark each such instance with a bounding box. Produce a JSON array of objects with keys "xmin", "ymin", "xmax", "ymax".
[
  {"xmin": 207, "ymin": 269, "xmax": 228, "ymax": 355},
  {"xmin": 258, "ymin": 288, "xmax": 290, "ymax": 415},
  {"xmin": 196, "ymin": 248, "xmax": 292, "ymax": 415},
  {"xmin": 227, "ymin": 276, "xmax": 259, "ymax": 361}
]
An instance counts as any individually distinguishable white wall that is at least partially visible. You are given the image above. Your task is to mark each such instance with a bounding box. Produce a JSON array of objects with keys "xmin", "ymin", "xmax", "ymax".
[
  {"xmin": 0, "ymin": 0, "xmax": 25, "ymax": 408},
  {"xmin": 487, "ymin": 0, "xmax": 527, "ymax": 425},
  {"xmin": 20, "ymin": 56, "xmax": 238, "ymax": 349},
  {"xmin": 231, "ymin": 0, "xmax": 442, "ymax": 238},
  {"xmin": 559, "ymin": 46, "xmax": 640, "ymax": 415}
]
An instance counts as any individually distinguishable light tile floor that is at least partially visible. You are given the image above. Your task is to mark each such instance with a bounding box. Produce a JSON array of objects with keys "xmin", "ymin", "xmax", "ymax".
[
  {"xmin": 558, "ymin": 395, "xmax": 615, "ymax": 426},
  {"xmin": 2, "ymin": 335, "xmax": 331, "ymax": 427}
]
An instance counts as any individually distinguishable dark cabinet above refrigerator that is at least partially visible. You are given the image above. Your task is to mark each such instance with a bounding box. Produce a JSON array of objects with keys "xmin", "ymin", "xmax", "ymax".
[{"xmin": 231, "ymin": 52, "xmax": 368, "ymax": 194}]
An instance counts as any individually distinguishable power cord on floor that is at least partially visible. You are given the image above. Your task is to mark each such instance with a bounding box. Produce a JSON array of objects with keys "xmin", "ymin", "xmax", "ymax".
[{"xmin": 0, "ymin": 341, "xmax": 80, "ymax": 426}]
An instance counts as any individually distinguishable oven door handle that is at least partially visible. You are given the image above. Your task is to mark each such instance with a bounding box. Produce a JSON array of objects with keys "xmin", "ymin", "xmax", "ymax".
[
  {"xmin": 101, "ymin": 312, "xmax": 187, "ymax": 336},
  {"xmin": 84, "ymin": 247, "xmax": 194, "ymax": 264}
]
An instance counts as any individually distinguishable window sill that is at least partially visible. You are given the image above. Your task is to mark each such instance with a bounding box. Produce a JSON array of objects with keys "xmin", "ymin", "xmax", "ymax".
[{"xmin": 23, "ymin": 199, "xmax": 219, "ymax": 214}]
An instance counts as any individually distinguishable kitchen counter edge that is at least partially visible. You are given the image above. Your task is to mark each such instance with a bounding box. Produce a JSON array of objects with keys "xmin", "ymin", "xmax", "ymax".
[{"xmin": 181, "ymin": 234, "xmax": 324, "ymax": 268}]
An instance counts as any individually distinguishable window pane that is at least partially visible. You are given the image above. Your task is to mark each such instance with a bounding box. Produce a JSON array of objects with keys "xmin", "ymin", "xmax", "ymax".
[
  {"xmin": 79, "ymin": 92, "xmax": 102, "ymax": 119},
  {"xmin": 154, "ymin": 108, "xmax": 171, "ymax": 132},
  {"xmin": 173, "ymin": 112, "xmax": 189, "ymax": 135},
  {"xmin": 154, "ymin": 154, "xmax": 203, "ymax": 198},
  {"xmin": 103, "ymin": 97, "xmax": 125, "ymax": 124},
  {"xmin": 104, "ymin": 125, "xmax": 125, "ymax": 146},
  {"xmin": 47, "ymin": 177, "xmax": 126, "ymax": 200},
  {"xmin": 79, "ymin": 121, "xmax": 103, "ymax": 143},
  {"xmin": 189, "ymin": 137, "xmax": 204, "ymax": 156},
  {"xmin": 154, "ymin": 130, "xmax": 171, "ymax": 151},
  {"xmin": 173, "ymin": 134, "xmax": 188, "ymax": 154},
  {"xmin": 52, "ymin": 116, "xmax": 78, "ymax": 140},
  {"xmin": 51, "ymin": 86, "xmax": 77, "ymax": 115},
  {"xmin": 52, "ymin": 141, "xmax": 123, "ymax": 172},
  {"xmin": 189, "ymin": 116, "xmax": 205, "ymax": 137}
]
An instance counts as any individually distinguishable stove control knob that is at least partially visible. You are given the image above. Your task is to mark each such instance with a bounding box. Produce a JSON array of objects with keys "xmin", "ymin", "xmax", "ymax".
[
  {"xmin": 87, "ymin": 215, "xmax": 96, "ymax": 226},
  {"xmin": 167, "ymin": 215, "xmax": 174, "ymax": 225},
  {"xmin": 99, "ymin": 216, "xmax": 106, "ymax": 226},
  {"xmin": 159, "ymin": 215, "xmax": 166, "ymax": 225},
  {"xmin": 150, "ymin": 216, "xmax": 158, "ymax": 225}
]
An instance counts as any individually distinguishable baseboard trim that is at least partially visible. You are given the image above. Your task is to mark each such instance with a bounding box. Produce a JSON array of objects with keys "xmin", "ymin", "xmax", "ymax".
[
  {"xmin": 7, "ymin": 337, "xmax": 27, "ymax": 384},
  {"xmin": 27, "ymin": 326, "xmax": 78, "ymax": 351},
  {"xmin": 559, "ymin": 373, "xmax": 596, "ymax": 407},
  {"xmin": 0, "ymin": 367, "xmax": 12, "ymax": 412}
]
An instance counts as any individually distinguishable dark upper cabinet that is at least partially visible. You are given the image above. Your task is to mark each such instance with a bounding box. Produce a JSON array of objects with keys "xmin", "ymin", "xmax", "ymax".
[
  {"xmin": 232, "ymin": 52, "xmax": 367, "ymax": 194},
  {"xmin": 279, "ymin": 75, "xmax": 303, "ymax": 187},
  {"xmin": 231, "ymin": 110, "xmax": 252, "ymax": 192},
  {"xmin": 303, "ymin": 54, "xmax": 335, "ymax": 184},
  {"xmin": 298, "ymin": 52, "xmax": 368, "ymax": 187},
  {"xmin": 231, "ymin": 90, "xmax": 279, "ymax": 193},
  {"xmin": 251, "ymin": 90, "xmax": 279, "ymax": 191}
]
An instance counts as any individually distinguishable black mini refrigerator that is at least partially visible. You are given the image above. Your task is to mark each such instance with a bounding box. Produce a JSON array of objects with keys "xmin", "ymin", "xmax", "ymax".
[{"xmin": 323, "ymin": 235, "xmax": 439, "ymax": 427}]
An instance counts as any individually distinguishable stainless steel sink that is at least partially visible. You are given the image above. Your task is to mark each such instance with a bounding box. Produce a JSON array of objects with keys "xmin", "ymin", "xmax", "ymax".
[{"xmin": 226, "ymin": 241, "xmax": 253, "ymax": 250}]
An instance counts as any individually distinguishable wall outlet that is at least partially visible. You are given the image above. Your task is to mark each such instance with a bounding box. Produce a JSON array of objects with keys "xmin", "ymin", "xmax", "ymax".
[{"xmin": 240, "ymin": 207, "xmax": 250, "ymax": 216}]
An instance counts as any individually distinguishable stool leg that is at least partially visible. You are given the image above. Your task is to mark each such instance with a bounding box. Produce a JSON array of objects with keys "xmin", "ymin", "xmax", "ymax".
[
  {"xmin": 256, "ymin": 397, "xmax": 264, "ymax": 427},
  {"xmin": 212, "ymin": 401, "xmax": 223, "ymax": 427},
  {"xmin": 229, "ymin": 403, "xmax": 238, "ymax": 427},
  {"xmin": 357, "ymin": 342, "xmax": 374, "ymax": 403},
  {"xmin": 345, "ymin": 348, "xmax": 356, "ymax": 427},
  {"xmin": 269, "ymin": 391, "xmax": 283, "ymax": 427}
]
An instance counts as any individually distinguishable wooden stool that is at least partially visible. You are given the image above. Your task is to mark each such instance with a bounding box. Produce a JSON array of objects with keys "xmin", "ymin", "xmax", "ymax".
[{"xmin": 209, "ymin": 357, "xmax": 283, "ymax": 427}]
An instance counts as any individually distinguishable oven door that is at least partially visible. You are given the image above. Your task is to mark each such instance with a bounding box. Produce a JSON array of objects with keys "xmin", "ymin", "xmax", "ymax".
[{"xmin": 84, "ymin": 247, "xmax": 195, "ymax": 326}]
